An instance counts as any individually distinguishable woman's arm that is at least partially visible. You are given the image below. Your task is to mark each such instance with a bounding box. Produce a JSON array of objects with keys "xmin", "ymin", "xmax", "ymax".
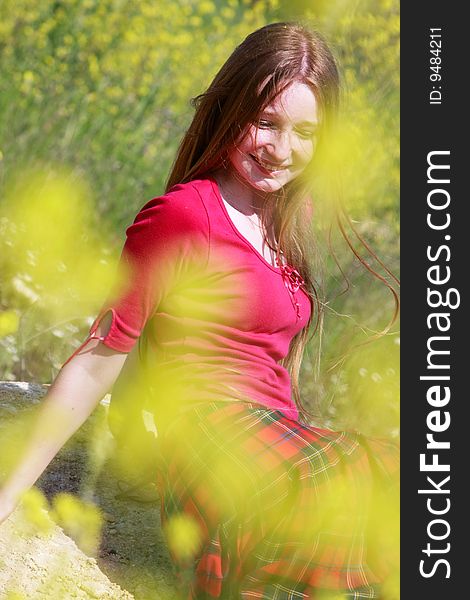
[{"xmin": 0, "ymin": 316, "xmax": 127, "ymax": 524}]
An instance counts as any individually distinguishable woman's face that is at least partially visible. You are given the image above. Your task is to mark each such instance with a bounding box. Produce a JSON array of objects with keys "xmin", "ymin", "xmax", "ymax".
[{"xmin": 227, "ymin": 81, "xmax": 319, "ymax": 195}]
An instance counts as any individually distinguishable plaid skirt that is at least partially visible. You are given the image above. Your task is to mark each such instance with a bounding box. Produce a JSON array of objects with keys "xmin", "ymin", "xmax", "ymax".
[{"xmin": 156, "ymin": 401, "xmax": 399, "ymax": 599}]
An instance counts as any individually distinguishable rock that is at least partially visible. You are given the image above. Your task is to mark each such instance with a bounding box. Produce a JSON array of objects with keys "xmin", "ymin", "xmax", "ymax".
[
  {"xmin": 0, "ymin": 381, "xmax": 176, "ymax": 600},
  {"xmin": 0, "ymin": 507, "xmax": 133, "ymax": 599},
  {"xmin": 0, "ymin": 381, "xmax": 47, "ymax": 408}
]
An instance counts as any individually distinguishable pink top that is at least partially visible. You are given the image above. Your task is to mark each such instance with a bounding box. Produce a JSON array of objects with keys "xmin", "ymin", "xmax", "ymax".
[{"xmin": 85, "ymin": 177, "xmax": 312, "ymax": 421}]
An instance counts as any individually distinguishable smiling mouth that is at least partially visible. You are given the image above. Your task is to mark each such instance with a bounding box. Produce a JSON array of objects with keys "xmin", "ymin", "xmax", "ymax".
[{"xmin": 249, "ymin": 154, "xmax": 291, "ymax": 173}]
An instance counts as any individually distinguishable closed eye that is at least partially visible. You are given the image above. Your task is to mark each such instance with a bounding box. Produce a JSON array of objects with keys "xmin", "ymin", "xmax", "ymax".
[
  {"xmin": 296, "ymin": 128, "xmax": 317, "ymax": 140},
  {"xmin": 258, "ymin": 119, "xmax": 276, "ymax": 129}
]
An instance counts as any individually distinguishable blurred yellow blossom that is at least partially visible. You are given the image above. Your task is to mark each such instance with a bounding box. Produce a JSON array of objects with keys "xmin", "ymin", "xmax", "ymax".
[
  {"xmin": 0, "ymin": 168, "xmax": 116, "ymax": 322},
  {"xmin": 50, "ymin": 493, "xmax": 103, "ymax": 556},
  {"xmin": 0, "ymin": 310, "xmax": 19, "ymax": 338},
  {"xmin": 164, "ymin": 513, "xmax": 203, "ymax": 561},
  {"xmin": 199, "ymin": 1, "xmax": 216, "ymax": 14},
  {"xmin": 20, "ymin": 487, "xmax": 52, "ymax": 534}
]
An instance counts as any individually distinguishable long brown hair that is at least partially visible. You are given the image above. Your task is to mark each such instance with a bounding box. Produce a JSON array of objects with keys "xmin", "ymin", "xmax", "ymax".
[{"xmin": 165, "ymin": 22, "xmax": 398, "ymax": 419}]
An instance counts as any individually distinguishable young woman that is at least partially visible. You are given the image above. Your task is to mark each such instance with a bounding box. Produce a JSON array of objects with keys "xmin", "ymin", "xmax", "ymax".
[{"xmin": 0, "ymin": 22, "xmax": 398, "ymax": 599}]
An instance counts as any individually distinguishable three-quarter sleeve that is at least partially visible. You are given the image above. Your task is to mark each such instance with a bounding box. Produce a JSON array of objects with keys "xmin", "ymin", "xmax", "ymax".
[{"xmin": 85, "ymin": 183, "xmax": 210, "ymax": 353}]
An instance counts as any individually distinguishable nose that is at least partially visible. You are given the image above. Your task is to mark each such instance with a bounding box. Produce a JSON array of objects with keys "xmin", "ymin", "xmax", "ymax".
[{"xmin": 266, "ymin": 130, "xmax": 292, "ymax": 164}]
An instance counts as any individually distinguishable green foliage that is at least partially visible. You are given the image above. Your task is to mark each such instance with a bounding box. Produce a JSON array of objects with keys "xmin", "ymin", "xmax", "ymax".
[
  {"xmin": 0, "ymin": 0, "xmax": 277, "ymax": 380},
  {"xmin": 271, "ymin": 0, "xmax": 399, "ymax": 432},
  {"xmin": 0, "ymin": 168, "xmax": 115, "ymax": 379},
  {"xmin": 0, "ymin": 0, "xmax": 277, "ymax": 229},
  {"xmin": 0, "ymin": 0, "xmax": 399, "ymax": 440},
  {"xmin": 0, "ymin": 5, "xmax": 399, "ymax": 592},
  {"xmin": 284, "ymin": 0, "xmax": 400, "ymax": 222}
]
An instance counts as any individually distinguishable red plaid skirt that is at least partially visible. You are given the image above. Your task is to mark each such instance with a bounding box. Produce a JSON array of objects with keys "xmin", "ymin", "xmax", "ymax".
[{"xmin": 156, "ymin": 401, "xmax": 399, "ymax": 599}]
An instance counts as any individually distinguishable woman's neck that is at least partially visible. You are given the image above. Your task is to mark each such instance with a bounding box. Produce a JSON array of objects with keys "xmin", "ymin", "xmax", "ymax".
[
  {"xmin": 212, "ymin": 168, "xmax": 282, "ymax": 260},
  {"xmin": 212, "ymin": 168, "xmax": 268, "ymax": 217}
]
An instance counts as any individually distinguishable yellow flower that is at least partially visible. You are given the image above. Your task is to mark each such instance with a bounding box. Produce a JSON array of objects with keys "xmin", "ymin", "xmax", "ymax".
[
  {"xmin": 198, "ymin": 1, "xmax": 215, "ymax": 15},
  {"xmin": 164, "ymin": 514, "xmax": 202, "ymax": 561},
  {"xmin": 0, "ymin": 310, "xmax": 19, "ymax": 338},
  {"xmin": 20, "ymin": 488, "xmax": 52, "ymax": 534},
  {"xmin": 51, "ymin": 493, "xmax": 103, "ymax": 556}
]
